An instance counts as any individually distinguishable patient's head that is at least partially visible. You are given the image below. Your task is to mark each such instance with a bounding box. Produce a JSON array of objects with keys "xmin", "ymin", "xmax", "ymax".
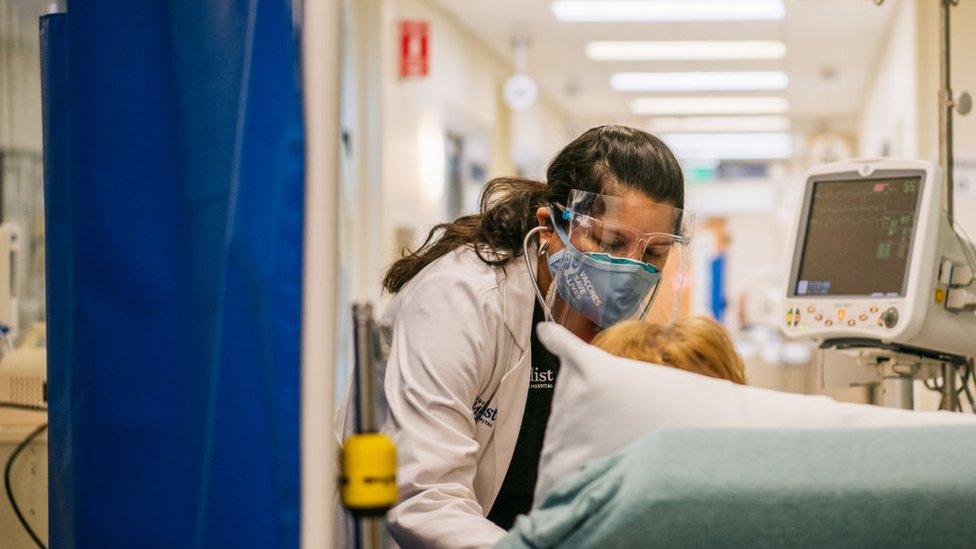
[{"xmin": 591, "ymin": 316, "xmax": 746, "ymax": 384}]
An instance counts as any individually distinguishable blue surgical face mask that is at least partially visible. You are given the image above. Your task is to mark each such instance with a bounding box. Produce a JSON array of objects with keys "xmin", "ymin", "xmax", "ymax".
[{"xmin": 547, "ymin": 212, "xmax": 662, "ymax": 328}]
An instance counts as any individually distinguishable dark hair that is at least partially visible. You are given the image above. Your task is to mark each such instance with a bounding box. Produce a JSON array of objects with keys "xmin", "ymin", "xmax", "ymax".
[{"xmin": 382, "ymin": 125, "xmax": 684, "ymax": 293}]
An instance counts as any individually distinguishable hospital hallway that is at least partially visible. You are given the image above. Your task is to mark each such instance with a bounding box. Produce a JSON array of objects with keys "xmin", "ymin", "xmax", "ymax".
[
  {"xmin": 334, "ymin": 0, "xmax": 976, "ymax": 404},
  {"xmin": 4, "ymin": 0, "xmax": 976, "ymax": 548}
]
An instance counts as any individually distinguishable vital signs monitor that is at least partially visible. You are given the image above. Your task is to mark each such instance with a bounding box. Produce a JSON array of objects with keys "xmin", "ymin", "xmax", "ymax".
[{"xmin": 783, "ymin": 159, "xmax": 976, "ymax": 358}]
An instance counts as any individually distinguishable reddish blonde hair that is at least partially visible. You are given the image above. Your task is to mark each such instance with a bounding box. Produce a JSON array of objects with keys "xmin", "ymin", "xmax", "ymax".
[{"xmin": 591, "ymin": 316, "xmax": 746, "ymax": 384}]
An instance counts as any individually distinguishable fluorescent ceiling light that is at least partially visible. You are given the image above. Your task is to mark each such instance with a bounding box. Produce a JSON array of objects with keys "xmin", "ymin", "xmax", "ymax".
[
  {"xmin": 631, "ymin": 96, "xmax": 789, "ymax": 115},
  {"xmin": 552, "ymin": 0, "xmax": 785, "ymax": 22},
  {"xmin": 611, "ymin": 71, "xmax": 789, "ymax": 92},
  {"xmin": 587, "ymin": 41, "xmax": 787, "ymax": 61},
  {"xmin": 648, "ymin": 115, "xmax": 791, "ymax": 133},
  {"xmin": 661, "ymin": 132, "xmax": 793, "ymax": 160}
]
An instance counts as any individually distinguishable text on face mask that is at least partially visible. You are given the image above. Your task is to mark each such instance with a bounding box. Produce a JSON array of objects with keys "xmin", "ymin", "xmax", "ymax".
[{"xmin": 567, "ymin": 271, "xmax": 602, "ymax": 307}]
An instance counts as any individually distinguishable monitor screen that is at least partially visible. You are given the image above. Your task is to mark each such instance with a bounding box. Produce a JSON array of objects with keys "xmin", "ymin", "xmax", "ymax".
[{"xmin": 793, "ymin": 176, "xmax": 922, "ymax": 297}]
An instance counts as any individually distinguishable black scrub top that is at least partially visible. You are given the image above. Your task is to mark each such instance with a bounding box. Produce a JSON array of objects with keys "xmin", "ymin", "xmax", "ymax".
[{"xmin": 486, "ymin": 301, "xmax": 560, "ymax": 530}]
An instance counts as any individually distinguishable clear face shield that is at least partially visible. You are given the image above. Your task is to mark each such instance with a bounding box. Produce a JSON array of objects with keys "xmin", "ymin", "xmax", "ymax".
[{"xmin": 524, "ymin": 189, "xmax": 694, "ymax": 339}]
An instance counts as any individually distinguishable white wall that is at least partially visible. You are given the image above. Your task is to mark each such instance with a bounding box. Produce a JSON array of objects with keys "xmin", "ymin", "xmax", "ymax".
[
  {"xmin": 338, "ymin": 0, "xmax": 572, "ymax": 305},
  {"xmin": 0, "ymin": 0, "xmax": 45, "ymax": 151},
  {"xmin": 0, "ymin": 0, "xmax": 49, "ymax": 329},
  {"xmin": 333, "ymin": 0, "xmax": 569, "ymax": 393},
  {"xmin": 510, "ymin": 101, "xmax": 572, "ymax": 179},
  {"xmin": 380, "ymin": 0, "xmax": 569, "ymax": 265},
  {"xmin": 946, "ymin": 0, "xmax": 976, "ymax": 240},
  {"xmin": 857, "ymin": 0, "xmax": 919, "ymax": 159}
]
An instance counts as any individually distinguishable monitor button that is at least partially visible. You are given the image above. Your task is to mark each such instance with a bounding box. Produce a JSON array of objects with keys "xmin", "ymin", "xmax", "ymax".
[
  {"xmin": 882, "ymin": 308, "xmax": 899, "ymax": 328},
  {"xmin": 837, "ymin": 308, "xmax": 846, "ymax": 320}
]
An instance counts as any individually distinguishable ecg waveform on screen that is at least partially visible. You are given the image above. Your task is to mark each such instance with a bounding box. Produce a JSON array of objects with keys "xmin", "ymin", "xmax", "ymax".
[
  {"xmin": 807, "ymin": 204, "xmax": 890, "ymax": 227},
  {"xmin": 796, "ymin": 177, "xmax": 920, "ymax": 296},
  {"xmin": 807, "ymin": 179, "xmax": 918, "ymax": 261}
]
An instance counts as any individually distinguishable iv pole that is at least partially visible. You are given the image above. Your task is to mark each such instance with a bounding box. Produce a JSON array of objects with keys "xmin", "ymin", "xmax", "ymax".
[
  {"xmin": 935, "ymin": 0, "xmax": 974, "ymax": 411},
  {"xmin": 939, "ymin": 0, "xmax": 958, "ymax": 226},
  {"xmin": 932, "ymin": 0, "xmax": 963, "ymax": 411},
  {"xmin": 871, "ymin": 0, "xmax": 972, "ymax": 411}
]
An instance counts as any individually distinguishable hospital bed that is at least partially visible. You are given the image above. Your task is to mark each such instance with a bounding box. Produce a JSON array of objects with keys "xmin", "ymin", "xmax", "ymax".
[
  {"xmin": 494, "ymin": 318, "xmax": 976, "ymax": 549},
  {"xmin": 499, "ymin": 425, "xmax": 976, "ymax": 548}
]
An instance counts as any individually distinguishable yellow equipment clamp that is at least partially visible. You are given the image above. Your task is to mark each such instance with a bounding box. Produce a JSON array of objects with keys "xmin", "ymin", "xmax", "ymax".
[{"xmin": 340, "ymin": 431, "xmax": 397, "ymax": 514}]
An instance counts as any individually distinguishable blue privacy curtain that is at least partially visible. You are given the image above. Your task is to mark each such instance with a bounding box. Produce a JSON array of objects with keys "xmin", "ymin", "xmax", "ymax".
[{"xmin": 40, "ymin": 1, "xmax": 304, "ymax": 547}]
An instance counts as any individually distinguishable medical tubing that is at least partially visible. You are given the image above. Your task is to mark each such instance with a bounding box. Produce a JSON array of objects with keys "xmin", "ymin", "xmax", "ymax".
[
  {"xmin": 523, "ymin": 225, "xmax": 554, "ymax": 322},
  {"xmin": 3, "ymin": 422, "xmax": 48, "ymax": 549}
]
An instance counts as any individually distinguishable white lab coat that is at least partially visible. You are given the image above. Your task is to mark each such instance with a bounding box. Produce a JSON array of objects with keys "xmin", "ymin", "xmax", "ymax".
[{"xmin": 336, "ymin": 246, "xmax": 538, "ymax": 548}]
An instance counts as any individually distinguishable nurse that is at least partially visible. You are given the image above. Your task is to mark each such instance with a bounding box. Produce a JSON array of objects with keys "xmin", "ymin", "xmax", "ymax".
[{"xmin": 337, "ymin": 125, "xmax": 691, "ymax": 548}]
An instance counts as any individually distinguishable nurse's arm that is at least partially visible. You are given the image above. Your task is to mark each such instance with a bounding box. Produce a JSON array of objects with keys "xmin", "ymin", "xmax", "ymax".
[{"xmin": 383, "ymin": 268, "xmax": 508, "ymax": 549}]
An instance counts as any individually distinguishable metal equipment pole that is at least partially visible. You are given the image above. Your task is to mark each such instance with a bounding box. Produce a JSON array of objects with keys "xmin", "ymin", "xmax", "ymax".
[
  {"xmin": 939, "ymin": 0, "xmax": 956, "ymax": 225},
  {"xmin": 937, "ymin": 0, "xmax": 965, "ymax": 409},
  {"xmin": 874, "ymin": 377, "xmax": 915, "ymax": 410},
  {"xmin": 353, "ymin": 302, "xmax": 378, "ymax": 433},
  {"xmin": 350, "ymin": 303, "xmax": 386, "ymax": 549},
  {"xmin": 939, "ymin": 364, "xmax": 962, "ymax": 411}
]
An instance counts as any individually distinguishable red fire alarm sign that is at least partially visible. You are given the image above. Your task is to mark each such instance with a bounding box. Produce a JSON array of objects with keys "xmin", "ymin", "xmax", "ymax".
[{"xmin": 399, "ymin": 20, "xmax": 429, "ymax": 78}]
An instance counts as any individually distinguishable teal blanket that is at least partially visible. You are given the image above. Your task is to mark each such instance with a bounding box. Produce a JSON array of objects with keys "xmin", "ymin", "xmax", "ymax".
[{"xmin": 497, "ymin": 426, "xmax": 976, "ymax": 548}]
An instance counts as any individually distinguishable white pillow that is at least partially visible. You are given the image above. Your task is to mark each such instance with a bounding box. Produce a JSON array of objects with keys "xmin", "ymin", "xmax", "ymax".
[{"xmin": 534, "ymin": 322, "xmax": 976, "ymax": 504}]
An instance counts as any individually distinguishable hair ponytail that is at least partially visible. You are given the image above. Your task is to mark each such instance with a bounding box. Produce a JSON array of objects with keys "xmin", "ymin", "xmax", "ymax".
[
  {"xmin": 382, "ymin": 125, "xmax": 685, "ymax": 294},
  {"xmin": 382, "ymin": 177, "xmax": 550, "ymax": 293}
]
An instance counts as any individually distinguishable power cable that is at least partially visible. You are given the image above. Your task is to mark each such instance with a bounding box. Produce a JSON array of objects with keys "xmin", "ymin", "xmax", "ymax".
[{"xmin": 3, "ymin": 422, "xmax": 48, "ymax": 549}]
